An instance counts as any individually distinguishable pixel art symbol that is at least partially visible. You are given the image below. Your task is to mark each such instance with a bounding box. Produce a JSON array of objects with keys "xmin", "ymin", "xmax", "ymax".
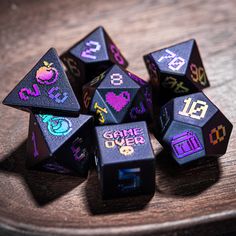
[
  {"xmin": 36, "ymin": 61, "xmax": 58, "ymax": 85},
  {"xmin": 105, "ymin": 91, "xmax": 131, "ymax": 112},
  {"xmin": 39, "ymin": 114, "xmax": 72, "ymax": 136},
  {"xmin": 171, "ymin": 131, "xmax": 203, "ymax": 159}
]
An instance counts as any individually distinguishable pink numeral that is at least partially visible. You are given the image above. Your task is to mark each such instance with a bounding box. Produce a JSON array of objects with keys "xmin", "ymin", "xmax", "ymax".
[
  {"xmin": 110, "ymin": 44, "xmax": 124, "ymax": 65},
  {"xmin": 18, "ymin": 84, "xmax": 41, "ymax": 101}
]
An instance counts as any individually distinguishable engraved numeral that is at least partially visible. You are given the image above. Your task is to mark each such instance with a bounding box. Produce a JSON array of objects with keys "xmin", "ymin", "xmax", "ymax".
[
  {"xmin": 81, "ymin": 40, "xmax": 101, "ymax": 59},
  {"xmin": 83, "ymin": 91, "xmax": 91, "ymax": 109},
  {"xmin": 110, "ymin": 73, "xmax": 123, "ymax": 86},
  {"xmin": 158, "ymin": 49, "xmax": 185, "ymax": 71},
  {"xmin": 48, "ymin": 87, "xmax": 68, "ymax": 104},
  {"xmin": 90, "ymin": 71, "xmax": 106, "ymax": 86},
  {"xmin": 94, "ymin": 102, "xmax": 108, "ymax": 124},
  {"xmin": 32, "ymin": 131, "xmax": 39, "ymax": 158},
  {"xmin": 209, "ymin": 125, "xmax": 226, "ymax": 145},
  {"xmin": 162, "ymin": 77, "xmax": 189, "ymax": 94},
  {"xmin": 63, "ymin": 57, "xmax": 81, "ymax": 77},
  {"xmin": 190, "ymin": 63, "xmax": 207, "ymax": 86},
  {"xmin": 18, "ymin": 84, "xmax": 41, "ymax": 101},
  {"xmin": 110, "ymin": 44, "xmax": 124, "ymax": 65},
  {"xmin": 118, "ymin": 168, "xmax": 141, "ymax": 192},
  {"xmin": 178, "ymin": 97, "xmax": 208, "ymax": 120}
]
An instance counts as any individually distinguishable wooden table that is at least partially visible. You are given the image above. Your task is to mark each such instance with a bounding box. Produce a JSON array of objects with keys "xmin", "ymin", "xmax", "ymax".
[{"xmin": 0, "ymin": 0, "xmax": 235, "ymax": 235}]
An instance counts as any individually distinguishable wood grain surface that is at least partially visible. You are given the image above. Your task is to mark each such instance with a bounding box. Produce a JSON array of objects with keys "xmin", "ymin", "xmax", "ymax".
[{"xmin": 0, "ymin": 0, "xmax": 236, "ymax": 235}]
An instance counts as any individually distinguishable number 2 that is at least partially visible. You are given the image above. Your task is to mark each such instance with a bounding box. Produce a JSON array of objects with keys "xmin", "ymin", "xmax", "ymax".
[
  {"xmin": 81, "ymin": 40, "xmax": 101, "ymax": 59},
  {"xmin": 18, "ymin": 84, "xmax": 41, "ymax": 101}
]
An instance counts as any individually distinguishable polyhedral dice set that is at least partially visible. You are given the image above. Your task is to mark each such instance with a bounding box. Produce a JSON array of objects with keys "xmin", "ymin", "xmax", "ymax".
[{"xmin": 3, "ymin": 26, "xmax": 233, "ymax": 199}]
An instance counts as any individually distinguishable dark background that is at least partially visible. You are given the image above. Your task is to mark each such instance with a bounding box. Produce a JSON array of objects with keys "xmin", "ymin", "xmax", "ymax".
[{"xmin": 0, "ymin": 0, "xmax": 236, "ymax": 235}]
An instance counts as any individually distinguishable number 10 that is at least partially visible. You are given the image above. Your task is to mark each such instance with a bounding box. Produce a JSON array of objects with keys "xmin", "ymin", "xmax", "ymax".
[{"xmin": 178, "ymin": 97, "xmax": 208, "ymax": 120}]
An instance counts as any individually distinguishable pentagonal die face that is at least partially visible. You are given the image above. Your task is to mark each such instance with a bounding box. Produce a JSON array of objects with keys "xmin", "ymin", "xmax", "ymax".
[
  {"xmin": 82, "ymin": 65, "xmax": 153, "ymax": 125},
  {"xmin": 162, "ymin": 120, "xmax": 205, "ymax": 165},
  {"xmin": 143, "ymin": 39, "xmax": 210, "ymax": 104},
  {"xmin": 61, "ymin": 26, "xmax": 128, "ymax": 85},
  {"xmin": 160, "ymin": 92, "xmax": 233, "ymax": 164},
  {"xmin": 173, "ymin": 92, "xmax": 218, "ymax": 128}
]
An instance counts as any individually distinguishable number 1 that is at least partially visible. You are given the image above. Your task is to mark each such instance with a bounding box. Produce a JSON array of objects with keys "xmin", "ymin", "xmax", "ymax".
[{"xmin": 32, "ymin": 131, "xmax": 39, "ymax": 158}]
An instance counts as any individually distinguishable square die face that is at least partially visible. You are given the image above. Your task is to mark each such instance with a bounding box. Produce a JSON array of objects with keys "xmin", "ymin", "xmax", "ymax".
[{"xmin": 95, "ymin": 121, "xmax": 154, "ymax": 165}]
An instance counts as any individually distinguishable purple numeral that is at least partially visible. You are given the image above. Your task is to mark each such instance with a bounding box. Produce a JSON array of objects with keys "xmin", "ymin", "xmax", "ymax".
[
  {"xmin": 32, "ymin": 131, "xmax": 39, "ymax": 158},
  {"xmin": 81, "ymin": 40, "xmax": 101, "ymax": 59},
  {"xmin": 71, "ymin": 137, "xmax": 87, "ymax": 161},
  {"xmin": 48, "ymin": 87, "xmax": 68, "ymax": 103},
  {"xmin": 128, "ymin": 72, "xmax": 147, "ymax": 86},
  {"xmin": 171, "ymin": 131, "xmax": 203, "ymax": 159},
  {"xmin": 110, "ymin": 44, "xmax": 124, "ymax": 65},
  {"xmin": 18, "ymin": 84, "xmax": 41, "ymax": 101},
  {"xmin": 130, "ymin": 102, "xmax": 146, "ymax": 120}
]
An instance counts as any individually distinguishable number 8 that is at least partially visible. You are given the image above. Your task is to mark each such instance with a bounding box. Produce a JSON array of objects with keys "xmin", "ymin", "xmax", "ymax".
[
  {"xmin": 110, "ymin": 73, "xmax": 123, "ymax": 86},
  {"xmin": 110, "ymin": 44, "xmax": 124, "ymax": 65}
]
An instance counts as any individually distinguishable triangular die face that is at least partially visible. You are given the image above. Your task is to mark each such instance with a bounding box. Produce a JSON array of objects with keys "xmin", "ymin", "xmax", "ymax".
[
  {"xmin": 84, "ymin": 68, "xmax": 109, "ymax": 89},
  {"xmin": 60, "ymin": 51, "xmax": 86, "ymax": 83},
  {"xmin": 98, "ymin": 88, "xmax": 138, "ymax": 123},
  {"xmin": 70, "ymin": 26, "xmax": 109, "ymax": 63},
  {"xmin": 85, "ymin": 60, "xmax": 113, "ymax": 82},
  {"xmin": 39, "ymin": 158, "xmax": 73, "ymax": 175},
  {"xmin": 203, "ymin": 110, "xmax": 233, "ymax": 157},
  {"xmin": 26, "ymin": 114, "xmax": 51, "ymax": 168},
  {"xmin": 34, "ymin": 113, "xmax": 91, "ymax": 155},
  {"xmin": 82, "ymin": 85, "xmax": 96, "ymax": 111},
  {"xmin": 104, "ymin": 29, "xmax": 128, "ymax": 68},
  {"xmin": 139, "ymin": 84, "xmax": 153, "ymax": 112},
  {"xmin": 127, "ymin": 70, "xmax": 148, "ymax": 87},
  {"xmin": 90, "ymin": 90, "xmax": 117, "ymax": 124},
  {"xmin": 98, "ymin": 65, "xmax": 140, "ymax": 89},
  {"xmin": 55, "ymin": 115, "xmax": 93, "ymax": 176},
  {"xmin": 151, "ymin": 39, "xmax": 195, "ymax": 75},
  {"xmin": 186, "ymin": 41, "xmax": 210, "ymax": 90},
  {"xmin": 3, "ymin": 48, "xmax": 80, "ymax": 116},
  {"xmin": 126, "ymin": 88, "xmax": 151, "ymax": 122},
  {"xmin": 160, "ymin": 73, "xmax": 199, "ymax": 97}
]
